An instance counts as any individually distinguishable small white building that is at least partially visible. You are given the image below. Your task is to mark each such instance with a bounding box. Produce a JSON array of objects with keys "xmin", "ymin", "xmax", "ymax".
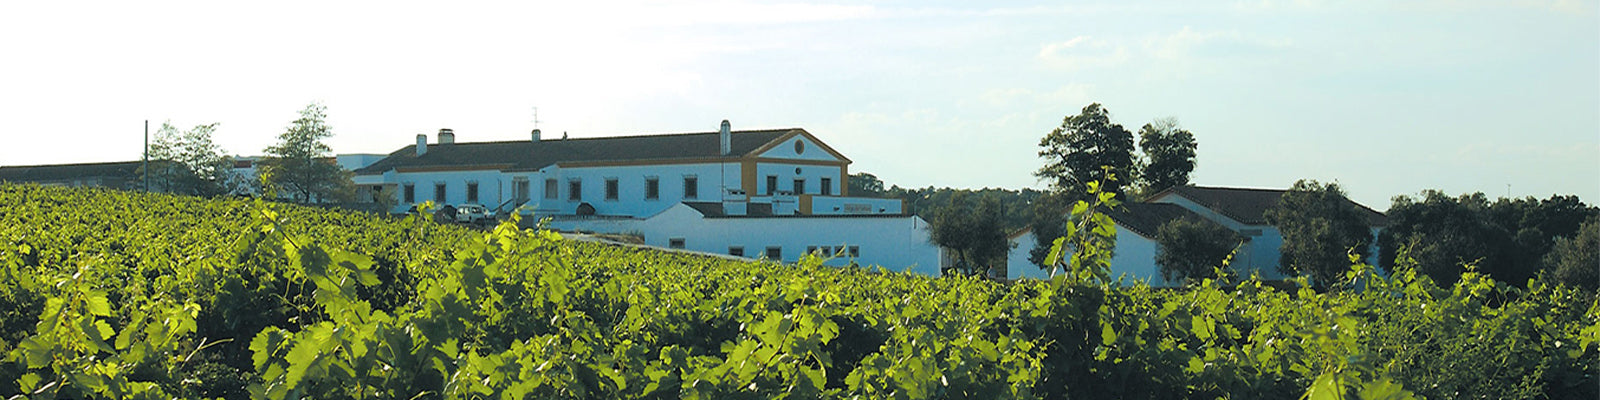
[
  {"xmin": 352, "ymin": 121, "xmax": 943, "ymax": 274},
  {"xmin": 1008, "ymin": 185, "xmax": 1387, "ymax": 285}
]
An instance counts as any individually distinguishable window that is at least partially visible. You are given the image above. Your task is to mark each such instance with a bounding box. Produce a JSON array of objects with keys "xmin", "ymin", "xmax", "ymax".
[
  {"xmin": 466, "ymin": 182, "xmax": 479, "ymax": 203},
  {"xmin": 806, "ymin": 246, "xmax": 818, "ymax": 255},
  {"xmin": 545, "ymin": 178, "xmax": 558, "ymax": 199},
  {"xmin": 568, "ymin": 180, "xmax": 581, "ymax": 201},
  {"xmin": 848, "ymin": 246, "xmax": 860, "ymax": 258},
  {"xmin": 403, "ymin": 184, "xmax": 415, "ymax": 203},
  {"xmin": 514, "ymin": 179, "xmax": 530, "ymax": 202},
  {"xmin": 434, "ymin": 183, "xmax": 446, "ymax": 203},
  {"xmin": 794, "ymin": 140, "xmax": 805, "ymax": 154},
  {"xmin": 669, "ymin": 238, "xmax": 685, "ymax": 249},
  {"xmin": 793, "ymin": 178, "xmax": 805, "ymax": 195},
  {"xmin": 683, "ymin": 176, "xmax": 698, "ymax": 199},
  {"xmin": 729, "ymin": 246, "xmax": 745, "ymax": 257},
  {"xmin": 765, "ymin": 246, "xmax": 782, "ymax": 261},
  {"xmin": 766, "ymin": 175, "xmax": 778, "ymax": 195},
  {"xmin": 645, "ymin": 177, "xmax": 659, "ymax": 200},
  {"xmin": 821, "ymin": 177, "xmax": 832, "ymax": 196},
  {"xmin": 605, "ymin": 178, "xmax": 619, "ymax": 201}
]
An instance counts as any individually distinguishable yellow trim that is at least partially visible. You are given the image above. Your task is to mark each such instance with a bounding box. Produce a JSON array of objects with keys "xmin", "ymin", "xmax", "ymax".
[
  {"xmin": 745, "ymin": 129, "xmax": 854, "ymax": 163},
  {"xmin": 394, "ymin": 164, "xmax": 514, "ymax": 173},
  {"xmin": 799, "ymin": 194, "xmax": 813, "ymax": 215},
  {"xmin": 558, "ymin": 157, "xmax": 740, "ymax": 168},
  {"xmin": 840, "ymin": 165, "xmax": 849, "ymax": 196},
  {"xmin": 745, "ymin": 157, "xmax": 847, "ymax": 167},
  {"xmin": 741, "ymin": 159, "xmax": 757, "ymax": 195}
]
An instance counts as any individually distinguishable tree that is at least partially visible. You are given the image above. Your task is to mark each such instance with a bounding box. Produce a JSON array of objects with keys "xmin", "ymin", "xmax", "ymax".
[
  {"xmin": 1154, "ymin": 216, "xmax": 1241, "ymax": 284},
  {"xmin": 847, "ymin": 172, "xmax": 885, "ymax": 197},
  {"xmin": 1135, "ymin": 117, "xmax": 1196, "ymax": 197},
  {"xmin": 1027, "ymin": 191, "xmax": 1074, "ymax": 268},
  {"xmin": 1543, "ymin": 215, "xmax": 1599, "ymax": 291},
  {"xmin": 1377, "ymin": 191, "xmax": 1508, "ymax": 286},
  {"xmin": 1264, "ymin": 180, "xmax": 1373, "ymax": 288},
  {"xmin": 929, "ymin": 194, "xmax": 1009, "ymax": 277},
  {"xmin": 140, "ymin": 121, "xmax": 234, "ymax": 196},
  {"xmin": 1378, "ymin": 191, "xmax": 1596, "ymax": 287},
  {"xmin": 260, "ymin": 103, "xmax": 353, "ymax": 203},
  {"xmin": 1035, "ymin": 103, "xmax": 1137, "ymax": 199}
]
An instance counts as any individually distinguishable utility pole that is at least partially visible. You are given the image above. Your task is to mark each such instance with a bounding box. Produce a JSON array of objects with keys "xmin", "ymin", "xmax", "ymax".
[{"xmin": 143, "ymin": 120, "xmax": 149, "ymax": 192}]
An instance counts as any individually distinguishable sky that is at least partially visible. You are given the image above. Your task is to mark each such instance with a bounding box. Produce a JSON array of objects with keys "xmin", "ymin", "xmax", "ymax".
[{"xmin": 1, "ymin": 0, "xmax": 1596, "ymax": 210}]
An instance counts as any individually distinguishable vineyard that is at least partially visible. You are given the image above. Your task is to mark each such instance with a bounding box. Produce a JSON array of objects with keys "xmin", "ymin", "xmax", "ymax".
[{"xmin": 0, "ymin": 184, "xmax": 1594, "ymax": 399}]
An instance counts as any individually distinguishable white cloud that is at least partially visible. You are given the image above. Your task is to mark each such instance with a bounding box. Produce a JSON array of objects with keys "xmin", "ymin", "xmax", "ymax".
[{"xmin": 1037, "ymin": 36, "xmax": 1130, "ymax": 70}]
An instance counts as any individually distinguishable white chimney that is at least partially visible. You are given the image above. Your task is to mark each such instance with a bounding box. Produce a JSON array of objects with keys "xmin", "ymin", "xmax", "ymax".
[
  {"xmin": 438, "ymin": 128, "xmax": 455, "ymax": 144},
  {"xmin": 532, "ymin": 128, "xmax": 542, "ymax": 142},
  {"xmin": 719, "ymin": 119, "xmax": 731, "ymax": 155},
  {"xmin": 415, "ymin": 134, "xmax": 428, "ymax": 156}
]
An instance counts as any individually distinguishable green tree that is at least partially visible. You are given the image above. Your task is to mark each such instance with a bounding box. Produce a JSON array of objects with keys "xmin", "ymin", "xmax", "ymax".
[
  {"xmin": 1264, "ymin": 180, "xmax": 1373, "ymax": 288},
  {"xmin": 140, "ymin": 121, "xmax": 234, "ymax": 196},
  {"xmin": 1135, "ymin": 117, "xmax": 1196, "ymax": 197},
  {"xmin": 260, "ymin": 103, "xmax": 353, "ymax": 203},
  {"xmin": 929, "ymin": 194, "xmax": 1009, "ymax": 277},
  {"xmin": 847, "ymin": 172, "xmax": 885, "ymax": 197},
  {"xmin": 1154, "ymin": 216, "xmax": 1241, "ymax": 284},
  {"xmin": 1027, "ymin": 191, "xmax": 1073, "ymax": 268},
  {"xmin": 1543, "ymin": 215, "xmax": 1599, "ymax": 291},
  {"xmin": 1377, "ymin": 191, "xmax": 1508, "ymax": 286},
  {"xmin": 1035, "ymin": 103, "xmax": 1137, "ymax": 199}
]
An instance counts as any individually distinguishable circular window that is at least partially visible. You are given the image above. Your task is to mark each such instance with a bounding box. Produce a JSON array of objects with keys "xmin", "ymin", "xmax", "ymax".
[
  {"xmin": 794, "ymin": 140, "xmax": 805, "ymax": 154},
  {"xmin": 794, "ymin": 167, "xmax": 802, "ymax": 174}
]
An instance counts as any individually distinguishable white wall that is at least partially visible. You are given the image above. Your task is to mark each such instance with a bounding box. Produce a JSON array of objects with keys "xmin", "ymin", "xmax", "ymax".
[
  {"xmin": 554, "ymin": 204, "xmax": 944, "ymax": 276},
  {"xmin": 753, "ymin": 163, "xmax": 841, "ymax": 196},
  {"xmin": 1008, "ymin": 231, "xmax": 1051, "ymax": 280}
]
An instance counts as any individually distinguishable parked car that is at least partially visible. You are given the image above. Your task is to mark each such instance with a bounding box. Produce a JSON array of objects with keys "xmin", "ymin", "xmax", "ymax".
[{"xmin": 453, "ymin": 204, "xmax": 495, "ymax": 224}]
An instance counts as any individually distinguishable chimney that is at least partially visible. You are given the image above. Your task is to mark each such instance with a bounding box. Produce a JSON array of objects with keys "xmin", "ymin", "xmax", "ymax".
[
  {"xmin": 415, "ymin": 134, "xmax": 428, "ymax": 156},
  {"xmin": 719, "ymin": 119, "xmax": 731, "ymax": 155},
  {"xmin": 438, "ymin": 128, "xmax": 455, "ymax": 144},
  {"xmin": 532, "ymin": 128, "xmax": 542, "ymax": 142}
]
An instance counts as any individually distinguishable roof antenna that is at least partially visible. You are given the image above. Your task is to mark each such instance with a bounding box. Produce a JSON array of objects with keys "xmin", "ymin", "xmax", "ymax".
[
  {"xmin": 562, "ymin": 131, "xmax": 568, "ymax": 140},
  {"xmin": 531, "ymin": 106, "xmax": 541, "ymax": 130}
]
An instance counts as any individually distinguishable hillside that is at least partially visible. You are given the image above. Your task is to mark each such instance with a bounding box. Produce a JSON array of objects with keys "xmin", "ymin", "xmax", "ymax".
[{"xmin": 0, "ymin": 185, "xmax": 1594, "ymax": 399}]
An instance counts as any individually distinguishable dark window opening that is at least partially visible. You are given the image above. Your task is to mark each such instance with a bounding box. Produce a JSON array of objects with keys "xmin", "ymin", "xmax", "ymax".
[
  {"xmin": 403, "ymin": 184, "xmax": 415, "ymax": 203},
  {"xmin": 849, "ymin": 246, "xmax": 860, "ymax": 258},
  {"xmin": 545, "ymin": 179, "xmax": 558, "ymax": 199},
  {"xmin": 793, "ymin": 178, "xmax": 805, "ymax": 195},
  {"xmin": 568, "ymin": 180, "xmax": 581, "ymax": 201},
  {"xmin": 669, "ymin": 238, "xmax": 685, "ymax": 249},
  {"xmin": 466, "ymin": 182, "xmax": 479, "ymax": 203},
  {"xmin": 646, "ymin": 178, "xmax": 659, "ymax": 200},
  {"xmin": 515, "ymin": 180, "xmax": 530, "ymax": 202},
  {"xmin": 434, "ymin": 183, "xmax": 446, "ymax": 203},
  {"xmin": 605, "ymin": 179, "xmax": 619, "ymax": 201},
  {"xmin": 766, "ymin": 175, "xmax": 777, "ymax": 195},
  {"xmin": 765, "ymin": 246, "xmax": 782, "ymax": 261},
  {"xmin": 821, "ymin": 177, "xmax": 832, "ymax": 196},
  {"xmin": 684, "ymin": 176, "xmax": 698, "ymax": 199},
  {"xmin": 729, "ymin": 246, "xmax": 744, "ymax": 257}
]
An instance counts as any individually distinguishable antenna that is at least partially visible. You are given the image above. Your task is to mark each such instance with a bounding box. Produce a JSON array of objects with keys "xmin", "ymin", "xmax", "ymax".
[{"xmin": 532, "ymin": 107, "xmax": 541, "ymax": 130}]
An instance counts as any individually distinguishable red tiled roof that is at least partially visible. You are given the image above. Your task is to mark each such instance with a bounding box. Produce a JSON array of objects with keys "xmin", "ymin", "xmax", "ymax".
[{"xmin": 355, "ymin": 129, "xmax": 800, "ymax": 175}]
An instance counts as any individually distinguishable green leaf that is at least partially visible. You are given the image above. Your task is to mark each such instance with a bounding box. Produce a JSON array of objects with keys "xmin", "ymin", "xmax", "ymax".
[
  {"xmin": 1101, "ymin": 322, "xmax": 1117, "ymax": 346},
  {"xmin": 86, "ymin": 293, "xmax": 112, "ymax": 317}
]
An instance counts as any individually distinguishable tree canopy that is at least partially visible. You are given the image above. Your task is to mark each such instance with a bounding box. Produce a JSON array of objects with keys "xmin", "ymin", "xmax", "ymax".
[
  {"xmin": 1154, "ymin": 216, "xmax": 1241, "ymax": 284},
  {"xmin": 260, "ymin": 103, "xmax": 352, "ymax": 203},
  {"xmin": 1035, "ymin": 103, "xmax": 1137, "ymax": 199},
  {"xmin": 1135, "ymin": 117, "xmax": 1197, "ymax": 196},
  {"xmin": 1544, "ymin": 215, "xmax": 1599, "ymax": 291},
  {"xmin": 1378, "ymin": 191, "xmax": 1597, "ymax": 287},
  {"xmin": 141, "ymin": 121, "xmax": 234, "ymax": 196},
  {"xmin": 928, "ymin": 194, "xmax": 1010, "ymax": 277},
  {"xmin": 1264, "ymin": 180, "xmax": 1374, "ymax": 288}
]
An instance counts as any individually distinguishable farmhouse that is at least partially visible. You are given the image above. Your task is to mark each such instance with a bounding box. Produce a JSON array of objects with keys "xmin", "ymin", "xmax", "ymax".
[
  {"xmin": 1008, "ymin": 185, "xmax": 1387, "ymax": 284},
  {"xmin": 351, "ymin": 121, "xmax": 943, "ymax": 274}
]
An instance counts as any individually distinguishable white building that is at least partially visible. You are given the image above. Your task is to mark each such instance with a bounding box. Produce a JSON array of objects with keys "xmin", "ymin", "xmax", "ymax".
[
  {"xmin": 352, "ymin": 121, "xmax": 943, "ymax": 274},
  {"xmin": 1008, "ymin": 185, "xmax": 1387, "ymax": 285}
]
